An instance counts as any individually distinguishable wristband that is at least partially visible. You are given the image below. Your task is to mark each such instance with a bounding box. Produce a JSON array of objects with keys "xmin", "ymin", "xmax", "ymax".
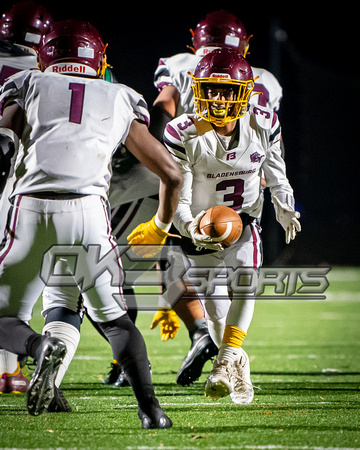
[{"xmin": 155, "ymin": 213, "xmax": 171, "ymax": 233}]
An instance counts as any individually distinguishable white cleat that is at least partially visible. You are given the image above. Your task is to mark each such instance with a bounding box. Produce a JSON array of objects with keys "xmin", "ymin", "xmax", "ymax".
[
  {"xmin": 205, "ymin": 358, "xmax": 235, "ymax": 400},
  {"xmin": 230, "ymin": 348, "xmax": 254, "ymax": 405}
]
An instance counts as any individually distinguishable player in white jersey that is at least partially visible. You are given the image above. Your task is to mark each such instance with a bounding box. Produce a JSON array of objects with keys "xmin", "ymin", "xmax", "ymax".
[
  {"xmin": 0, "ymin": 0, "xmax": 53, "ymax": 395},
  {"xmin": 0, "ymin": 20, "xmax": 182, "ymax": 427},
  {"xmin": 163, "ymin": 48, "xmax": 300, "ymax": 405},
  {"xmin": 149, "ymin": 10, "xmax": 283, "ymax": 387}
]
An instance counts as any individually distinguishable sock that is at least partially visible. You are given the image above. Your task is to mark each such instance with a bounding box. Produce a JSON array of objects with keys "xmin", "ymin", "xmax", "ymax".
[
  {"xmin": 43, "ymin": 321, "xmax": 80, "ymax": 387},
  {"xmin": 6, "ymin": 361, "xmax": 21, "ymax": 376},
  {"xmin": 218, "ymin": 325, "xmax": 247, "ymax": 363},
  {"xmin": 207, "ymin": 316, "xmax": 226, "ymax": 348},
  {"xmin": 0, "ymin": 350, "xmax": 18, "ymax": 375}
]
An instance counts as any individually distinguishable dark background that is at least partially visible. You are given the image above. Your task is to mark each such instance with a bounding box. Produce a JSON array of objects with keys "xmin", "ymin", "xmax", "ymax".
[{"xmin": 3, "ymin": 2, "xmax": 359, "ymax": 266}]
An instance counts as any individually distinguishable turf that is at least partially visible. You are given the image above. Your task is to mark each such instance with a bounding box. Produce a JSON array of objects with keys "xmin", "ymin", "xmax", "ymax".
[{"xmin": 0, "ymin": 267, "xmax": 359, "ymax": 449}]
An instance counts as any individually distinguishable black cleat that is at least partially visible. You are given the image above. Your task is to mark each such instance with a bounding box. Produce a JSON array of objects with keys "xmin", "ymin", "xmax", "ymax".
[
  {"xmin": 114, "ymin": 362, "xmax": 151, "ymax": 388},
  {"xmin": 47, "ymin": 386, "xmax": 72, "ymax": 413},
  {"xmin": 113, "ymin": 368, "xmax": 130, "ymax": 387},
  {"xmin": 26, "ymin": 335, "xmax": 67, "ymax": 416},
  {"xmin": 176, "ymin": 328, "xmax": 218, "ymax": 386},
  {"xmin": 138, "ymin": 400, "xmax": 173, "ymax": 429},
  {"xmin": 102, "ymin": 360, "xmax": 121, "ymax": 385}
]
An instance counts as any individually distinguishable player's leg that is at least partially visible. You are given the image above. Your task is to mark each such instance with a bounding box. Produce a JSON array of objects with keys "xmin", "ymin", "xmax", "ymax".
[
  {"xmin": 0, "ymin": 193, "xmax": 33, "ymax": 394},
  {"xmin": 85, "ymin": 292, "xmax": 172, "ymax": 428},
  {"xmin": 162, "ymin": 244, "xmax": 219, "ymax": 385},
  {"xmin": 0, "ymin": 196, "xmax": 66, "ymax": 407},
  {"xmin": 82, "ymin": 196, "xmax": 172, "ymax": 428},
  {"xmin": 173, "ymin": 291, "xmax": 219, "ymax": 386},
  {"xmin": 208, "ymin": 221, "xmax": 262, "ymax": 404}
]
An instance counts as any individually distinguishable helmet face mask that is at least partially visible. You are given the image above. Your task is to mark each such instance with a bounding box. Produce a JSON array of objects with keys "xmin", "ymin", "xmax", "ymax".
[{"xmin": 190, "ymin": 48, "xmax": 254, "ymax": 127}]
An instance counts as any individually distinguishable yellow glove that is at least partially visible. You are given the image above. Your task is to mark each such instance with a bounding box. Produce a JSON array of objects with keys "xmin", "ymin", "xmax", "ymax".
[
  {"xmin": 127, "ymin": 215, "xmax": 179, "ymax": 258},
  {"xmin": 150, "ymin": 308, "xmax": 180, "ymax": 341}
]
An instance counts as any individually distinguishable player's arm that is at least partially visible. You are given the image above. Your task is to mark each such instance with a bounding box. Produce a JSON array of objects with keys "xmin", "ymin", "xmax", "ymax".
[
  {"xmin": 149, "ymin": 85, "xmax": 180, "ymax": 142},
  {"xmin": 0, "ymin": 102, "xmax": 22, "ymax": 193},
  {"xmin": 261, "ymin": 116, "xmax": 300, "ymax": 243},
  {"xmin": 125, "ymin": 118, "xmax": 182, "ymax": 224},
  {"xmin": 125, "ymin": 119, "xmax": 183, "ymax": 256}
]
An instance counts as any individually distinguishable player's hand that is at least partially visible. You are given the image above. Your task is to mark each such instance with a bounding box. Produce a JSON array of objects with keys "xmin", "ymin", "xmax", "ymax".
[
  {"xmin": 150, "ymin": 309, "xmax": 181, "ymax": 341},
  {"xmin": 272, "ymin": 197, "xmax": 301, "ymax": 244},
  {"xmin": 127, "ymin": 216, "xmax": 179, "ymax": 257},
  {"xmin": 185, "ymin": 211, "xmax": 223, "ymax": 251}
]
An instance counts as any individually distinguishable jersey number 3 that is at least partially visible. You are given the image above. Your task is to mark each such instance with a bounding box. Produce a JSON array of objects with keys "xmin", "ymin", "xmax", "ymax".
[
  {"xmin": 69, "ymin": 83, "xmax": 85, "ymax": 124},
  {"xmin": 216, "ymin": 179, "xmax": 244, "ymax": 210}
]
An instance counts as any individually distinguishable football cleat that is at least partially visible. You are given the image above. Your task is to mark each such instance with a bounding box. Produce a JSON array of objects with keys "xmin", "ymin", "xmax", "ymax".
[
  {"xmin": 6, "ymin": 363, "xmax": 29, "ymax": 393},
  {"xmin": 230, "ymin": 348, "xmax": 254, "ymax": 405},
  {"xmin": 176, "ymin": 327, "xmax": 218, "ymax": 386},
  {"xmin": 102, "ymin": 360, "xmax": 121, "ymax": 385},
  {"xmin": 113, "ymin": 368, "xmax": 130, "ymax": 388},
  {"xmin": 205, "ymin": 358, "xmax": 235, "ymax": 400},
  {"xmin": 26, "ymin": 334, "xmax": 67, "ymax": 416},
  {"xmin": 47, "ymin": 386, "xmax": 72, "ymax": 413},
  {"xmin": 113, "ymin": 361, "xmax": 151, "ymax": 388},
  {"xmin": 138, "ymin": 398, "xmax": 172, "ymax": 429}
]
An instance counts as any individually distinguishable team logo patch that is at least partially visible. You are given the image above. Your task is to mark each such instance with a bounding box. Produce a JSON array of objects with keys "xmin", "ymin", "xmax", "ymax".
[{"xmin": 250, "ymin": 152, "xmax": 265, "ymax": 163}]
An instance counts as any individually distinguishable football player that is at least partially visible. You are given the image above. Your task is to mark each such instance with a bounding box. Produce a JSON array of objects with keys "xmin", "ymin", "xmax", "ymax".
[
  {"xmin": 163, "ymin": 48, "xmax": 300, "ymax": 404},
  {"xmin": 0, "ymin": 0, "xmax": 53, "ymax": 395},
  {"xmin": 0, "ymin": 19, "xmax": 182, "ymax": 427},
  {"xmin": 148, "ymin": 10, "xmax": 283, "ymax": 387}
]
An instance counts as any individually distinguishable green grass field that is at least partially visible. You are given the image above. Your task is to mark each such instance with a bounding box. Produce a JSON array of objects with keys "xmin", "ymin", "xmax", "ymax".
[{"xmin": 0, "ymin": 267, "xmax": 359, "ymax": 449}]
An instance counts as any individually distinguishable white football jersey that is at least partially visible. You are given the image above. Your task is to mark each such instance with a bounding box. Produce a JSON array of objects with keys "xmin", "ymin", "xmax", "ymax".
[
  {"xmin": 163, "ymin": 105, "xmax": 294, "ymax": 236},
  {"xmin": 0, "ymin": 69, "xmax": 149, "ymax": 199},
  {"xmin": 154, "ymin": 51, "xmax": 283, "ymax": 115},
  {"xmin": 0, "ymin": 45, "xmax": 38, "ymax": 86}
]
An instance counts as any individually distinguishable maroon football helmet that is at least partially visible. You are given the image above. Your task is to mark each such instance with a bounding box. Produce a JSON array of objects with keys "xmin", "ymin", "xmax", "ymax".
[
  {"xmin": 0, "ymin": 1, "xmax": 53, "ymax": 49},
  {"xmin": 38, "ymin": 20, "xmax": 108, "ymax": 78},
  {"xmin": 190, "ymin": 48, "xmax": 254, "ymax": 126},
  {"xmin": 192, "ymin": 10, "xmax": 250, "ymax": 57}
]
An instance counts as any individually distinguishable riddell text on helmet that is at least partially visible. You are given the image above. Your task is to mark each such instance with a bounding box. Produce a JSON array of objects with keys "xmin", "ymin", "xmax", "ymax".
[{"xmin": 50, "ymin": 64, "xmax": 86, "ymax": 73}]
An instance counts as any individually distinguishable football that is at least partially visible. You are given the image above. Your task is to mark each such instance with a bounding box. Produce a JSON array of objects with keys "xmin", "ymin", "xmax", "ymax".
[{"xmin": 199, "ymin": 205, "xmax": 243, "ymax": 247}]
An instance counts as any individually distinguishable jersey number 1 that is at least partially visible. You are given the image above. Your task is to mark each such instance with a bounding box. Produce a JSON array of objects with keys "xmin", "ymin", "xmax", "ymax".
[{"xmin": 69, "ymin": 83, "xmax": 85, "ymax": 124}]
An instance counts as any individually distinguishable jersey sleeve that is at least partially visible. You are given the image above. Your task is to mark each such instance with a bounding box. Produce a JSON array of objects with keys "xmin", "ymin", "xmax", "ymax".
[
  {"xmin": 252, "ymin": 67, "xmax": 283, "ymax": 111},
  {"xmin": 117, "ymin": 86, "xmax": 150, "ymax": 147},
  {"xmin": 0, "ymin": 69, "xmax": 31, "ymax": 114},
  {"xmin": 130, "ymin": 92, "xmax": 149, "ymax": 127},
  {"xmin": 163, "ymin": 119, "xmax": 194, "ymax": 235},
  {"xmin": 261, "ymin": 111, "xmax": 295, "ymax": 207},
  {"xmin": 153, "ymin": 57, "xmax": 174, "ymax": 92}
]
